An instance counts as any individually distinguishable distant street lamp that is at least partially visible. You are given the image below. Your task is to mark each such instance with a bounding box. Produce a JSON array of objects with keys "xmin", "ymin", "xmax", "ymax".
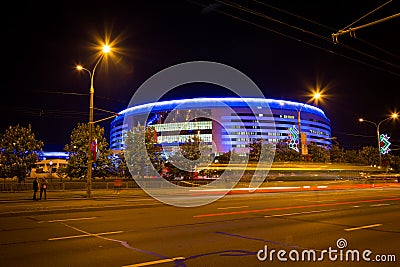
[
  {"xmin": 359, "ymin": 113, "xmax": 398, "ymax": 168},
  {"xmin": 76, "ymin": 45, "xmax": 111, "ymax": 198},
  {"xmin": 297, "ymin": 92, "xmax": 322, "ymax": 156}
]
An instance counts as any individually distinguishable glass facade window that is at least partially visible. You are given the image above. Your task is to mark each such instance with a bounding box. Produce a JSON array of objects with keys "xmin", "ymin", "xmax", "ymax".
[
  {"xmin": 153, "ymin": 121, "xmax": 212, "ymax": 132},
  {"xmin": 157, "ymin": 134, "xmax": 212, "ymax": 144}
]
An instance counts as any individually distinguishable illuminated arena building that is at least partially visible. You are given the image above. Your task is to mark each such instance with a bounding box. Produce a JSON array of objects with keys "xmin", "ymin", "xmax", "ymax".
[{"xmin": 110, "ymin": 97, "xmax": 331, "ymax": 155}]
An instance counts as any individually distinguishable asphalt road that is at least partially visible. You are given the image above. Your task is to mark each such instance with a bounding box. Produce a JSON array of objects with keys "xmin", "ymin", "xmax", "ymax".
[{"xmin": 0, "ymin": 187, "xmax": 399, "ymax": 267}]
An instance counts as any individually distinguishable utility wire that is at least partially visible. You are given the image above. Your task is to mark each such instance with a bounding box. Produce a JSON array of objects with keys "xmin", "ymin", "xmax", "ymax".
[
  {"xmin": 216, "ymin": 0, "xmax": 400, "ymax": 72},
  {"xmin": 203, "ymin": 0, "xmax": 400, "ymax": 77},
  {"xmin": 34, "ymin": 90, "xmax": 128, "ymax": 104},
  {"xmin": 333, "ymin": 13, "xmax": 400, "ymax": 42},
  {"xmin": 251, "ymin": 0, "xmax": 400, "ymax": 59},
  {"xmin": 35, "ymin": 90, "xmax": 88, "ymax": 96},
  {"xmin": 341, "ymin": 0, "xmax": 393, "ymax": 30},
  {"xmin": 3, "ymin": 90, "xmax": 124, "ymax": 121},
  {"xmin": 333, "ymin": 131, "xmax": 375, "ymax": 138},
  {"xmin": 94, "ymin": 107, "xmax": 120, "ymax": 115},
  {"xmin": 332, "ymin": 0, "xmax": 399, "ymax": 41},
  {"xmin": 252, "ymin": 0, "xmax": 336, "ymax": 31}
]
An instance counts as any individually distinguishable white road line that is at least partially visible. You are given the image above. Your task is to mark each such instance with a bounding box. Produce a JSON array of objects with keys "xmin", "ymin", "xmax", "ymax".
[
  {"xmin": 265, "ymin": 209, "xmax": 336, "ymax": 218},
  {"xmin": 370, "ymin": 203, "xmax": 390, "ymax": 207},
  {"xmin": 49, "ymin": 230, "xmax": 124, "ymax": 241},
  {"xmin": 123, "ymin": 257, "xmax": 185, "ymax": 267},
  {"xmin": 38, "ymin": 217, "xmax": 97, "ymax": 223},
  {"xmin": 217, "ymin": 206, "xmax": 249, "ymax": 210},
  {"xmin": 345, "ymin": 224, "xmax": 382, "ymax": 231}
]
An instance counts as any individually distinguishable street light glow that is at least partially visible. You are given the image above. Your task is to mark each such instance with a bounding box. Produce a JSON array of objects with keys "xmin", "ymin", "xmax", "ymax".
[
  {"xmin": 307, "ymin": 89, "xmax": 325, "ymax": 106},
  {"xmin": 296, "ymin": 89, "xmax": 327, "ymax": 156},
  {"xmin": 102, "ymin": 45, "xmax": 111, "ymax": 53},
  {"xmin": 305, "ymin": 78, "xmax": 332, "ymax": 106}
]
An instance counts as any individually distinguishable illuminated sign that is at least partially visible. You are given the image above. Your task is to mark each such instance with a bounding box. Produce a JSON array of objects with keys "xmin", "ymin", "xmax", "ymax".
[
  {"xmin": 380, "ymin": 134, "xmax": 391, "ymax": 155},
  {"xmin": 288, "ymin": 126, "xmax": 299, "ymax": 152}
]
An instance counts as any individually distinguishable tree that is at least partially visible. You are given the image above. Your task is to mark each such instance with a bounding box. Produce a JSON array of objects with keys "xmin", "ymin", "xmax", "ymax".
[
  {"xmin": 59, "ymin": 123, "xmax": 111, "ymax": 179},
  {"xmin": 388, "ymin": 154, "xmax": 400, "ymax": 173},
  {"xmin": 217, "ymin": 150, "xmax": 241, "ymax": 164},
  {"xmin": 359, "ymin": 146, "xmax": 379, "ymax": 166},
  {"xmin": 307, "ymin": 143, "xmax": 330, "ymax": 163},
  {"xmin": 167, "ymin": 135, "xmax": 211, "ymax": 180},
  {"xmin": 343, "ymin": 149, "xmax": 361, "ymax": 164},
  {"xmin": 108, "ymin": 152, "xmax": 131, "ymax": 178},
  {"xmin": 145, "ymin": 127, "xmax": 163, "ymax": 173},
  {"xmin": 249, "ymin": 138, "xmax": 262, "ymax": 162},
  {"xmin": 274, "ymin": 140, "xmax": 300, "ymax": 162},
  {"xmin": 329, "ymin": 144, "xmax": 345, "ymax": 163},
  {"xmin": 249, "ymin": 138, "xmax": 275, "ymax": 162},
  {"xmin": 124, "ymin": 125, "xmax": 162, "ymax": 178},
  {"xmin": 0, "ymin": 124, "xmax": 43, "ymax": 182}
]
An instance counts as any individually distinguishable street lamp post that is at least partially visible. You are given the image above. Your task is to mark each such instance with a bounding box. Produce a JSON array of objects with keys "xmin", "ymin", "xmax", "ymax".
[
  {"xmin": 76, "ymin": 45, "xmax": 110, "ymax": 198},
  {"xmin": 297, "ymin": 92, "xmax": 322, "ymax": 156},
  {"xmin": 359, "ymin": 113, "xmax": 398, "ymax": 168},
  {"xmin": 297, "ymin": 104, "xmax": 306, "ymax": 156}
]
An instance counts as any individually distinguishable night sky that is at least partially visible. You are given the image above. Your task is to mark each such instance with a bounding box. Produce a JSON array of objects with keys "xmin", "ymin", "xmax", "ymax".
[{"xmin": 2, "ymin": 0, "xmax": 399, "ymax": 153}]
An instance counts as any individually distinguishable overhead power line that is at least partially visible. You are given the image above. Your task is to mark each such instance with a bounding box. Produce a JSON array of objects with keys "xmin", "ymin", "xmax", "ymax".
[
  {"xmin": 34, "ymin": 90, "xmax": 128, "ymax": 104},
  {"xmin": 342, "ymin": 0, "xmax": 393, "ymax": 30},
  {"xmin": 332, "ymin": 0, "xmax": 400, "ymax": 43},
  {"xmin": 198, "ymin": 0, "xmax": 400, "ymax": 77},
  {"xmin": 332, "ymin": 13, "xmax": 400, "ymax": 43},
  {"xmin": 250, "ymin": 0, "xmax": 399, "ymax": 59}
]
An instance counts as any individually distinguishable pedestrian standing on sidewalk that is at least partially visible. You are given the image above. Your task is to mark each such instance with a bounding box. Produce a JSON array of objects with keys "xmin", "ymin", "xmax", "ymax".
[
  {"xmin": 32, "ymin": 177, "xmax": 39, "ymax": 201},
  {"xmin": 39, "ymin": 177, "xmax": 48, "ymax": 200}
]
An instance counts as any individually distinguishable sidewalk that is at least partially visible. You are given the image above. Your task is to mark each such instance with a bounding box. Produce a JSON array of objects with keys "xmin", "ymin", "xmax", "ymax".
[
  {"xmin": 0, "ymin": 188, "xmax": 148, "ymax": 201},
  {"xmin": 0, "ymin": 180, "xmax": 399, "ymax": 217},
  {"xmin": 1, "ymin": 179, "xmax": 399, "ymax": 201},
  {"xmin": 0, "ymin": 188, "xmax": 156, "ymax": 217}
]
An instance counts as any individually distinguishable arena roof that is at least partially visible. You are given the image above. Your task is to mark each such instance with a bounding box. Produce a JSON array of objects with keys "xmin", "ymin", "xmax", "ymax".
[{"xmin": 118, "ymin": 97, "xmax": 328, "ymax": 120}]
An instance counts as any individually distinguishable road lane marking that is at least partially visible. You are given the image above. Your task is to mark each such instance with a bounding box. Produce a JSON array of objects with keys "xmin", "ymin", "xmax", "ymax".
[
  {"xmin": 345, "ymin": 224, "xmax": 382, "ymax": 231},
  {"xmin": 265, "ymin": 209, "xmax": 336, "ymax": 218},
  {"xmin": 193, "ymin": 196, "xmax": 400, "ymax": 218},
  {"xmin": 49, "ymin": 230, "xmax": 124, "ymax": 241},
  {"xmin": 123, "ymin": 257, "xmax": 185, "ymax": 267},
  {"xmin": 38, "ymin": 217, "xmax": 97, "ymax": 223},
  {"xmin": 52, "ymin": 222, "xmax": 169, "ymax": 260},
  {"xmin": 218, "ymin": 206, "xmax": 249, "ymax": 210},
  {"xmin": 370, "ymin": 203, "xmax": 390, "ymax": 207}
]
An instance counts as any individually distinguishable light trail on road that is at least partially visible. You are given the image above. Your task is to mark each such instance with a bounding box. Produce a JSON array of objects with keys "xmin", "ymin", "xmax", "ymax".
[{"xmin": 193, "ymin": 196, "xmax": 400, "ymax": 218}]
